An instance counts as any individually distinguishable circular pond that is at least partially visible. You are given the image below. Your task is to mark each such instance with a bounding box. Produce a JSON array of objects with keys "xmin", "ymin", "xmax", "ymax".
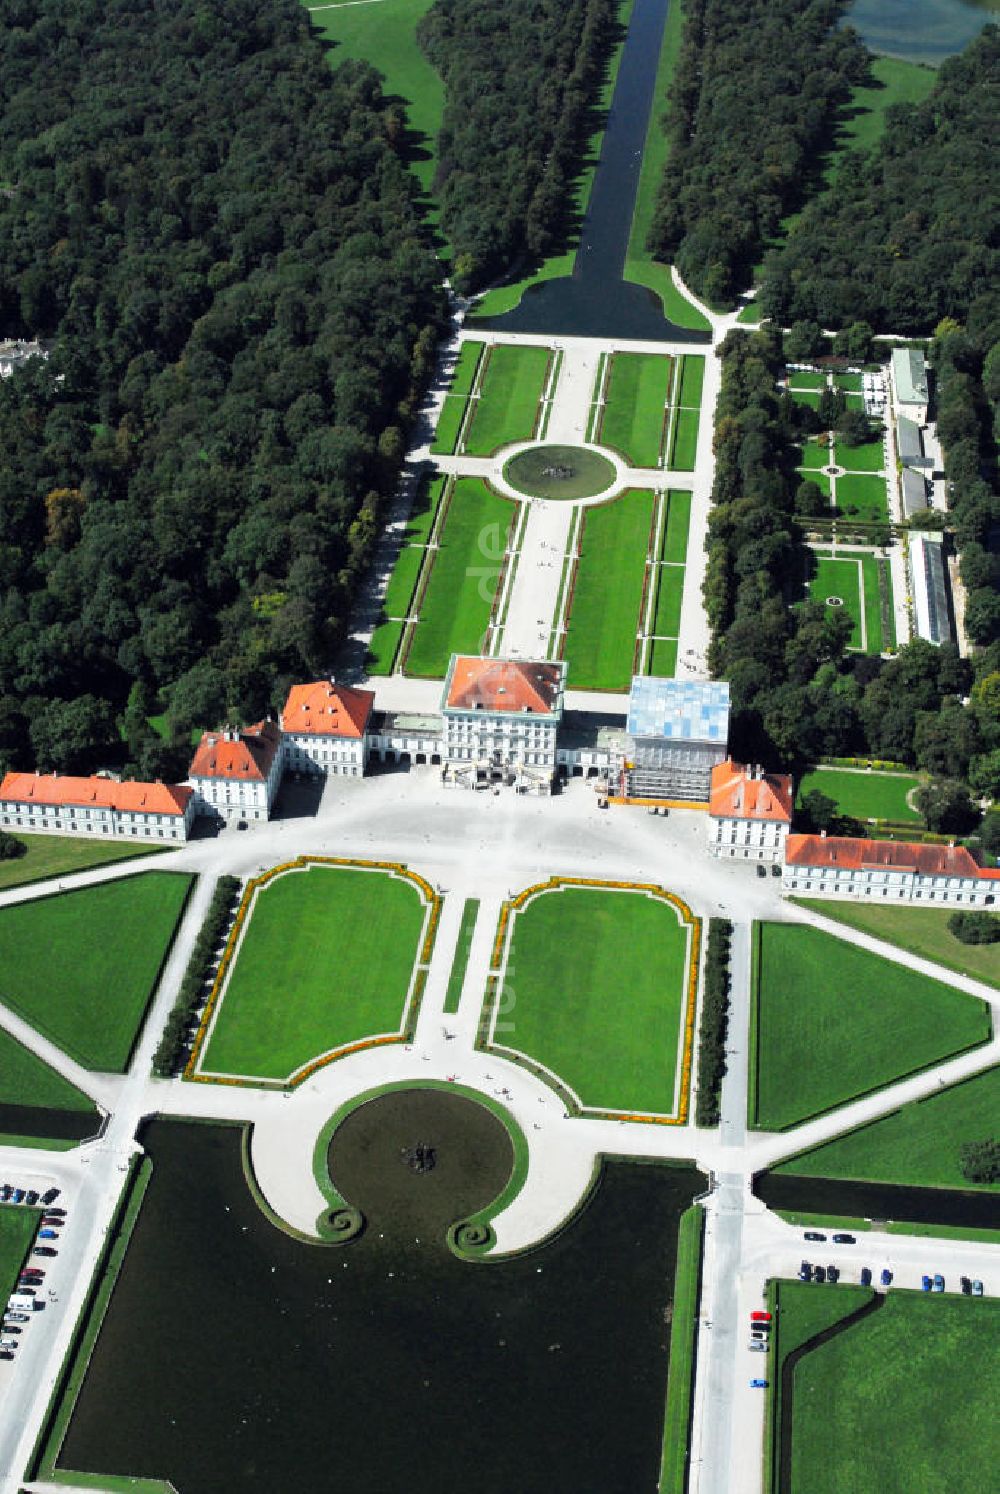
[
  {"xmin": 327, "ymin": 1087, "xmax": 514, "ymax": 1242},
  {"xmin": 502, "ymin": 443, "xmax": 617, "ymax": 500}
]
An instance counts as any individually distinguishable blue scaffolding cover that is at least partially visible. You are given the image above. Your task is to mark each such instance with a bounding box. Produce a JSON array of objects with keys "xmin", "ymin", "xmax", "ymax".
[{"xmin": 627, "ymin": 678, "xmax": 730, "ymax": 743}]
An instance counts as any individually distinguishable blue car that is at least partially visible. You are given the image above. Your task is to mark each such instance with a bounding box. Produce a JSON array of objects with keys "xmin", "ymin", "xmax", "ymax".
[
  {"xmin": 860, "ymin": 1267, "xmax": 872, "ymax": 1286},
  {"xmin": 933, "ymin": 1274, "xmax": 944, "ymax": 1293},
  {"xmin": 38, "ymin": 1228, "xmax": 58, "ymax": 1240},
  {"xmin": 921, "ymin": 1275, "xmax": 932, "ymax": 1292},
  {"xmin": 750, "ymin": 1379, "xmax": 769, "ymax": 1389},
  {"xmin": 880, "ymin": 1269, "xmax": 893, "ymax": 1287}
]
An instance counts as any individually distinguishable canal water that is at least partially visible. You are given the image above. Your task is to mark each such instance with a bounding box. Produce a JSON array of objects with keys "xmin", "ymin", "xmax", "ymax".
[
  {"xmin": 57, "ymin": 1113, "xmax": 705, "ymax": 1493},
  {"xmin": 756, "ymin": 1169, "xmax": 1000, "ymax": 1231},
  {"xmin": 477, "ymin": 0, "xmax": 710, "ymax": 343},
  {"xmin": 848, "ymin": 0, "xmax": 997, "ymax": 64},
  {"xmin": 0, "ymin": 1102, "xmax": 100, "ymax": 1144}
]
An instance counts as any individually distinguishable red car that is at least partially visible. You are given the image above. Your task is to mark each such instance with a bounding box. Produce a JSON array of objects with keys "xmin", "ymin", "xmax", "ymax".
[{"xmin": 750, "ymin": 1311, "xmax": 772, "ymax": 1322}]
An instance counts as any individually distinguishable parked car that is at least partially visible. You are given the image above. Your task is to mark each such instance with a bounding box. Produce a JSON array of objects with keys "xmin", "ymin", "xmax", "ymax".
[
  {"xmin": 0, "ymin": 1186, "xmax": 10, "ymax": 1202},
  {"xmin": 860, "ymin": 1268, "xmax": 872, "ymax": 1286},
  {"xmin": 40, "ymin": 1188, "xmax": 60, "ymax": 1205},
  {"xmin": 25, "ymin": 1191, "xmax": 38, "ymax": 1206},
  {"xmin": 751, "ymin": 1328, "xmax": 767, "ymax": 1340},
  {"xmin": 4, "ymin": 1313, "xmax": 28, "ymax": 1324},
  {"xmin": 933, "ymin": 1274, "xmax": 944, "ymax": 1293},
  {"xmin": 750, "ymin": 1379, "xmax": 769, "ymax": 1389},
  {"xmin": 832, "ymin": 1234, "xmax": 856, "ymax": 1245},
  {"xmin": 11, "ymin": 1190, "xmax": 24, "ymax": 1204},
  {"xmin": 798, "ymin": 1266, "xmax": 811, "ymax": 1282},
  {"xmin": 750, "ymin": 1311, "xmax": 772, "ymax": 1322},
  {"xmin": 827, "ymin": 1266, "xmax": 840, "ymax": 1284},
  {"xmin": 771, "ymin": 863, "xmax": 782, "ymax": 877},
  {"xmin": 756, "ymin": 863, "xmax": 767, "ymax": 878},
  {"xmin": 749, "ymin": 1341, "xmax": 767, "ymax": 1352},
  {"xmin": 804, "ymin": 1231, "xmax": 826, "ymax": 1242},
  {"xmin": 972, "ymin": 1280, "xmax": 984, "ymax": 1296},
  {"xmin": 921, "ymin": 1275, "xmax": 932, "ymax": 1292},
  {"xmin": 33, "ymin": 1248, "xmax": 57, "ymax": 1258},
  {"xmin": 880, "ymin": 1269, "xmax": 893, "ymax": 1287},
  {"xmin": 41, "ymin": 1216, "xmax": 63, "ymax": 1228},
  {"xmin": 37, "ymin": 1229, "xmax": 58, "ymax": 1239},
  {"xmin": 0, "ymin": 1339, "xmax": 18, "ymax": 1350},
  {"xmin": 2, "ymin": 1326, "xmax": 21, "ymax": 1335},
  {"xmin": 813, "ymin": 1266, "xmax": 826, "ymax": 1284},
  {"xmin": 14, "ymin": 1287, "xmax": 35, "ymax": 1296},
  {"xmin": 0, "ymin": 1352, "xmax": 13, "ymax": 1362},
  {"xmin": 43, "ymin": 1207, "xmax": 65, "ymax": 1218},
  {"xmin": 961, "ymin": 1276, "xmax": 972, "ymax": 1295}
]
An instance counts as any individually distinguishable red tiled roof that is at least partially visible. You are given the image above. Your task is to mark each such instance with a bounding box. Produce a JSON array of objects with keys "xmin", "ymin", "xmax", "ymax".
[
  {"xmin": 188, "ymin": 721, "xmax": 282, "ymax": 782},
  {"xmin": 445, "ymin": 657, "xmax": 563, "ymax": 716},
  {"xmin": 281, "ymin": 680, "xmax": 373, "ymax": 739},
  {"xmin": 785, "ymin": 834, "xmax": 1000, "ymax": 879},
  {"xmin": 0, "ymin": 771, "xmax": 192, "ymax": 816},
  {"xmin": 709, "ymin": 761, "xmax": 792, "ymax": 823}
]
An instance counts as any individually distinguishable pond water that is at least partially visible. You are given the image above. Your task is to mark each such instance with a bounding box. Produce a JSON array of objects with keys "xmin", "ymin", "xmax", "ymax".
[
  {"xmin": 755, "ymin": 1169, "xmax": 1000, "ymax": 1230},
  {"xmin": 847, "ymin": 0, "xmax": 996, "ymax": 63},
  {"xmin": 477, "ymin": 0, "xmax": 710, "ymax": 343},
  {"xmin": 57, "ymin": 1113, "xmax": 705, "ymax": 1493}
]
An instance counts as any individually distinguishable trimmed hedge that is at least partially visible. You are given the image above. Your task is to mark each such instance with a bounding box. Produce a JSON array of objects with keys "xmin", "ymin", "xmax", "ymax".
[
  {"xmin": 695, "ymin": 917, "xmax": 732, "ymax": 1127},
  {"xmin": 152, "ymin": 875, "xmax": 241, "ymax": 1076}
]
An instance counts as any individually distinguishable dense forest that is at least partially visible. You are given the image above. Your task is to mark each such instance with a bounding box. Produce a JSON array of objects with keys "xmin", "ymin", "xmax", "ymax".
[
  {"xmin": 0, "ymin": 0, "xmax": 446, "ymax": 782},
  {"xmin": 418, "ymin": 0, "xmax": 619, "ymax": 292},
  {"xmin": 647, "ymin": 0, "xmax": 868, "ymax": 305},
  {"xmin": 760, "ymin": 27, "xmax": 1000, "ymax": 337},
  {"xmin": 706, "ymin": 328, "xmax": 1000, "ymax": 833}
]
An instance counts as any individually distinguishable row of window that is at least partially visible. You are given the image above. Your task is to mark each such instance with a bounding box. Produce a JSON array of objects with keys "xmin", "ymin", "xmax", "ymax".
[
  {"xmin": 0, "ymin": 815, "xmax": 183, "ymax": 840},
  {"xmin": 787, "ymin": 879, "xmax": 990, "ymax": 904}
]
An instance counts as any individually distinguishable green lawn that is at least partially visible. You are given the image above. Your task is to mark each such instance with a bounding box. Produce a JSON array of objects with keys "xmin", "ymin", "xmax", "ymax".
[
  {"xmin": 0, "ymin": 1206, "xmax": 39, "ymax": 1309},
  {"xmin": 462, "ymin": 345, "xmax": 551, "ymax": 456},
  {"xmin": 790, "ymin": 1294, "xmax": 1000, "ymax": 1494},
  {"xmin": 799, "ymin": 439, "xmax": 831, "ymax": 470},
  {"xmin": 750, "ymin": 923, "xmax": 991, "ymax": 1131},
  {"xmin": 599, "ymin": 353, "xmax": 672, "ymax": 467},
  {"xmin": 650, "ymin": 637, "xmax": 679, "ymax": 676},
  {"xmin": 810, "ymin": 555, "xmax": 865, "ymax": 649},
  {"xmin": 443, "ymin": 899, "xmax": 479, "ymax": 1016},
  {"xmin": 835, "ymin": 473, "xmax": 889, "ymax": 522},
  {"xmin": 0, "ymin": 873, "xmax": 192, "ymax": 1072},
  {"xmin": 653, "ymin": 566, "xmax": 684, "ymax": 638},
  {"xmin": 381, "ymin": 543, "xmax": 426, "ymax": 619},
  {"xmin": 491, "ymin": 886, "xmax": 693, "ymax": 1115},
  {"xmin": 404, "ymin": 479, "xmax": 516, "ymax": 677},
  {"xmin": 834, "ymin": 373, "xmax": 865, "ymax": 393},
  {"xmin": 794, "ymin": 900, "xmax": 1000, "ymax": 989},
  {"xmin": 447, "ymin": 340, "xmax": 484, "ymax": 400},
  {"xmin": 365, "ymin": 618, "xmax": 405, "ymax": 676},
  {"xmin": 836, "ymin": 56, "xmax": 936, "ymax": 158},
  {"xmin": 309, "ymin": 0, "xmax": 445, "ymax": 222},
  {"xmin": 668, "ymin": 407, "xmax": 699, "ymax": 471},
  {"xmin": 774, "ymin": 1063, "xmax": 1000, "ymax": 1192},
  {"xmin": 791, "ymin": 389, "xmax": 822, "ymax": 410},
  {"xmin": 429, "ymin": 395, "xmax": 468, "ymax": 456},
  {"xmin": 623, "ymin": 0, "xmax": 711, "ymax": 331},
  {"xmin": 800, "ymin": 469, "xmax": 831, "ymax": 497},
  {"xmin": 200, "ymin": 865, "xmax": 427, "ymax": 1080},
  {"xmin": 403, "ymin": 472, "xmax": 446, "ymax": 545},
  {"xmin": 788, "ymin": 371, "xmax": 827, "ymax": 391},
  {"xmin": 661, "ymin": 490, "xmax": 691, "ymax": 565},
  {"xmin": 677, "ymin": 355, "xmax": 705, "ymax": 409},
  {"xmin": 0, "ymin": 1027, "xmax": 98, "ymax": 1113},
  {"xmin": 796, "ymin": 767, "xmax": 921, "ymax": 825},
  {"xmin": 563, "ymin": 490, "xmax": 654, "ymax": 689},
  {"xmin": 0, "ymin": 836, "xmax": 164, "ymax": 894},
  {"xmin": 836, "ymin": 439, "xmax": 884, "ymax": 473}
]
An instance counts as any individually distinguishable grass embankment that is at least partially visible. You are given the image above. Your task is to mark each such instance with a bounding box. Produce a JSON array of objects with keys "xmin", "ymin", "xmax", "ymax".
[
  {"xmin": 443, "ymin": 899, "xmax": 479, "ymax": 1015},
  {"xmin": 492, "ymin": 886, "xmax": 692, "ymax": 1115},
  {"xmin": 773, "ymin": 1209, "xmax": 1000, "ymax": 1247},
  {"xmin": 773, "ymin": 1063, "xmax": 1000, "ymax": 1192},
  {"xmin": 404, "ymin": 478, "xmax": 516, "ymax": 677},
  {"xmin": 563, "ymin": 489, "xmax": 654, "ymax": 689},
  {"xmin": 750, "ymin": 923, "xmax": 991, "ymax": 1131},
  {"xmin": 795, "ymin": 768, "xmax": 920, "ymax": 824},
  {"xmin": 790, "ymin": 1293, "xmax": 1000, "ymax": 1494},
  {"xmin": 0, "ymin": 873, "xmax": 192, "ymax": 1071},
  {"xmin": 658, "ymin": 1205, "xmax": 704, "ymax": 1493},
  {"xmin": 0, "ymin": 1028, "xmax": 98, "ymax": 1114},
  {"xmin": 200, "ymin": 865, "xmax": 427, "ymax": 1080},
  {"xmin": 623, "ymin": 0, "xmax": 710, "ymax": 330},
  {"xmin": 429, "ymin": 341, "xmax": 484, "ymax": 455},
  {"xmin": 599, "ymin": 353, "xmax": 672, "ymax": 467},
  {"xmin": 794, "ymin": 899, "xmax": 1000, "ymax": 989},
  {"xmin": 462, "ymin": 344, "xmax": 551, "ymax": 456},
  {"xmin": 0, "ymin": 836, "xmax": 164, "ymax": 893}
]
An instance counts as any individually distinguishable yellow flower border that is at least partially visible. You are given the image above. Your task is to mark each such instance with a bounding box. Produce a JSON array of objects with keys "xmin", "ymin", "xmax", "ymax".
[
  {"xmin": 184, "ymin": 856, "xmax": 441, "ymax": 1089},
  {"xmin": 483, "ymin": 876, "xmax": 700, "ymax": 1125}
]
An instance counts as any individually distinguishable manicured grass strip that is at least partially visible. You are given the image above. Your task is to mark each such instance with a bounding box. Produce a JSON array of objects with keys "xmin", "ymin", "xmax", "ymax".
[
  {"xmin": 677, "ymin": 356, "xmax": 704, "ymax": 408},
  {"xmin": 653, "ymin": 566, "xmax": 684, "ymax": 638},
  {"xmin": 563, "ymin": 490, "xmax": 654, "ymax": 690},
  {"xmin": 462, "ymin": 345, "xmax": 551, "ymax": 456},
  {"xmin": 801, "ymin": 470, "xmax": 831, "ymax": 497},
  {"xmin": 201, "ymin": 866, "xmax": 426, "ymax": 1081},
  {"xmin": 366, "ymin": 618, "xmax": 405, "ymax": 676},
  {"xmin": 737, "ymin": 300, "xmax": 760, "ymax": 324},
  {"xmin": 795, "ymin": 767, "xmax": 921, "ymax": 824},
  {"xmin": 404, "ymin": 473, "xmax": 447, "ymax": 546},
  {"xmin": 0, "ymin": 873, "xmax": 192, "ymax": 1072},
  {"xmin": 600, "ymin": 353, "xmax": 672, "ymax": 467},
  {"xmin": 834, "ymin": 474, "xmax": 889, "ymax": 522},
  {"xmin": 430, "ymin": 395, "xmax": 468, "ymax": 456},
  {"xmin": 381, "ymin": 543, "xmax": 426, "ymax": 620},
  {"xmin": 835, "ymin": 439, "xmax": 884, "ymax": 473},
  {"xmin": 0, "ymin": 1204, "xmax": 41, "ymax": 1311},
  {"xmin": 650, "ymin": 637, "xmax": 679, "ymax": 676},
  {"xmin": 661, "ymin": 490, "xmax": 691, "ymax": 565},
  {"xmin": 493, "ymin": 886, "xmax": 692, "ymax": 1114},
  {"xmin": 443, "ymin": 899, "xmax": 479, "ymax": 1016},
  {"xmin": 790, "ymin": 389, "xmax": 821, "ymax": 410},
  {"xmin": 659, "ymin": 1206, "xmax": 704, "ymax": 1494},
  {"xmin": 404, "ymin": 478, "xmax": 516, "ymax": 678},
  {"xmin": 799, "ymin": 439, "xmax": 831, "ymax": 470},
  {"xmin": 751, "ymin": 922, "xmax": 991, "ymax": 1131},
  {"xmin": 448, "ymin": 340, "xmax": 484, "ymax": 400},
  {"xmin": 788, "ymin": 371, "xmax": 827, "ymax": 390},
  {"xmin": 0, "ymin": 1027, "xmax": 97, "ymax": 1112},
  {"xmin": 790, "ymin": 1294, "xmax": 1000, "ymax": 1494},
  {"xmin": 861, "ymin": 555, "xmax": 883, "ymax": 654},
  {"xmin": 793, "ymin": 899, "xmax": 1000, "ymax": 989},
  {"xmin": 810, "ymin": 556, "xmax": 863, "ymax": 649},
  {"xmin": 834, "ymin": 373, "xmax": 864, "ymax": 393},
  {"xmin": 0, "ymin": 837, "xmax": 164, "ymax": 894},
  {"xmin": 774, "ymin": 1063, "xmax": 1000, "ymax": 1192},
  {"xmin": 668, "ymin": 407, "xmax": 699, "ymax": 471}
]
